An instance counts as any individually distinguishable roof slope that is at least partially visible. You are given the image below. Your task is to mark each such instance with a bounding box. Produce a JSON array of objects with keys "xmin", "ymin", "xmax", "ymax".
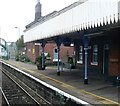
[{"xmin": 25, "ymin": 0, "xmax": 87, "ymax": 29}]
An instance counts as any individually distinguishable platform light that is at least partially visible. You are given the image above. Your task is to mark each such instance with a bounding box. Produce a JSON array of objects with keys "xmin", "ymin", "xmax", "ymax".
[{"xmin": 15, "ymin": 27, "xmax": 20, "ymax": 40}]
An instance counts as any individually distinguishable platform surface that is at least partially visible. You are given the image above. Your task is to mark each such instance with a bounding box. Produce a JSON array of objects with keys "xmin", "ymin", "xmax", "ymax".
[
  {"xmin": 2, "ymin": 60, "xmax": 120, "ymax": 105},
  {"xmin": 0, "ymin": 60, "xmax": 2, "ymax": 105}
]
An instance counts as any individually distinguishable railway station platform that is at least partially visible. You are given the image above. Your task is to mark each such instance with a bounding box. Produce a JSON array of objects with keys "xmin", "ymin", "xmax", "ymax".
[
  {"xmin": 0, "ymin": 60, "xmax": 2, "ymax": 105},
  {"xmin": 2, "ymin": 60, "xmax": 120, "ymax": 105}
]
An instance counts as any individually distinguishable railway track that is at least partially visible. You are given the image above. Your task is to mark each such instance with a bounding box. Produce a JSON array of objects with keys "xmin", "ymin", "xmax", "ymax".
[
  {"xmin": 1, "ymin": 61, "xmax": 90, "ymax": 105},
  {"xmin": 1, "ymin": 70, "xmax": 41, "ymax": 105}
]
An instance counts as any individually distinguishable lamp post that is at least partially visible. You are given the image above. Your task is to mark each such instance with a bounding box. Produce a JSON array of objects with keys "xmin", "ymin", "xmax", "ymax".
[{"xmin": 15, "ymin": 27, "xmax": 20, "ymax": 40}]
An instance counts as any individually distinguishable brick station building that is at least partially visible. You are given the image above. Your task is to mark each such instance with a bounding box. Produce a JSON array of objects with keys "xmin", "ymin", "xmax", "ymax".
[
  {"xmin": 75, "ymin": 28, "xmax": 120, "ymax": 77},
  {"xmin": 26, "ymin": 42, "xmax": 74, "ymax": 63},
  {"xmin": 25, "ymin": 0, "xmax": 74, "ymax": 64},
  {"xmin": 24, "ymin": 0, "xmax": 120, "ymax": 82}
]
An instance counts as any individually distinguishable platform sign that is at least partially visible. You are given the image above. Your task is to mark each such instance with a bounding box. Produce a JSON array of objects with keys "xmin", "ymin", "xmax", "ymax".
[
  {"xmin": 1, "ymin": 40, "xmax": 5, "ymax": 46},
  {"xmin": 28, "ymin": 49, "xmax": 31, "ymax": 52},
  {"xmin": 35, "ymin": 43, "xmax": 41, "ymax": 45},
  {"xmin": 33, "ymin": 49, "xmax": 35, "ymax": 54}
]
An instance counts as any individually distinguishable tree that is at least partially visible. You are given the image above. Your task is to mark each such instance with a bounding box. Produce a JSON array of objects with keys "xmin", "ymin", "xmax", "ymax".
[{"xmin": 16, "ymin": 35, "xmax": 25, "ymax": 50}]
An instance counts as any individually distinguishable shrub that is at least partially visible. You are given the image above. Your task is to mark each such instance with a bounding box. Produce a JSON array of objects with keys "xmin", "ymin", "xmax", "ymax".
[
  {"xmin": 47, "ymin": 52, "xmax": 50, "ymax": 57},
  {"xmin": 67, "ymin": 50, "xmax": 69, "ymax": 56},
  {"xmin": 15, "ymin": 53, "xmax": 19, "ymax": 61},
  {"xmin": 35, "ymin": 56, "xmax": 46, "ymax": 65},
  {"xmin": 35, "ymin": 56, "xmax": 42, "ymax": 65},
  {"xmin": 16, "ymin": 54, "xmax": 30, "ymax": 62},
  {"xmin": 25, "ymin": 57, "xmax": 30, "ymax": 62},
  {"xmin": 69, "ymin": 59, "xmax": 73, "ymax": 64},
  {"xmin": 19, "ymin": 55, "xmax": 25, "ymax": 62}
]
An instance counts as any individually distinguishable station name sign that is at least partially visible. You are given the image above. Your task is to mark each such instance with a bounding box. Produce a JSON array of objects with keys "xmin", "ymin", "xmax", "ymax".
[{"xmin": 35, "ymin": 43, "xmax": 41, "ymax": 45}]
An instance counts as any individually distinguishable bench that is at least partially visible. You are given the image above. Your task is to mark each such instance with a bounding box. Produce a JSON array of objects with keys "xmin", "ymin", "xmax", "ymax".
[{"xmin": 61, "ymin": 62, "xmax": 72, "ymax": 74}]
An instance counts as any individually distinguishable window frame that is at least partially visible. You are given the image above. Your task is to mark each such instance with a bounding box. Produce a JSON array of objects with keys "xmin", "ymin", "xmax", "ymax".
[
  {"xmin": 1, "ymin": 48, "xmax": 5, "ymax": 52},
  {"xmin": 91, "ymin": 45, "xmax": 98, "ymax": 66},
  {"xmin": 77, "ymin": 46, "xmax": 83, "ymax": 64}
]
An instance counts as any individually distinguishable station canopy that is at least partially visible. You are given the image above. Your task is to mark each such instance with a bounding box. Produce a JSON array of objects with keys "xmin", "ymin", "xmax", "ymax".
[{"xmin": 24, "ymin": 0, "xmax": 120, "ymax": 43}]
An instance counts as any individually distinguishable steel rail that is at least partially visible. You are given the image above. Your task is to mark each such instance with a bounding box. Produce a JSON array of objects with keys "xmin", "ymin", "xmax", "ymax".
[
  {"xmin": 1, "ymin": 60, "xmax": 90, "ymax": 105},
  {"xmin": 2, "ymin": 70, "xmax": 41, "ymax": 106},
  {"xmin": 0, "ymin": 87, "xmax": 10, "ymax": 106}
]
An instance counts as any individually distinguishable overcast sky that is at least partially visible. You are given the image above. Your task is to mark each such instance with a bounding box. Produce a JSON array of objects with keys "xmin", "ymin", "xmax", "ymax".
[{"xmin": 0, "ymin": 0, "xmax": 78, "ymax": 42}]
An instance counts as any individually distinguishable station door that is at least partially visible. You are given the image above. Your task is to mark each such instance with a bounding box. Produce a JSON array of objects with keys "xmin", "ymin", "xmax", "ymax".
[{"xmin": 103, "ymin": 44, "xmax": 109, "ymax": 75}]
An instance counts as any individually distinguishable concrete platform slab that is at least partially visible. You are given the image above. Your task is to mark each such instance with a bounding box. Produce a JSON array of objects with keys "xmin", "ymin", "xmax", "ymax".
[
  {"xmin": 0, "ymin": 60, "xmax": 2, "ymax": 105},
  {"xmin": 2, "ymin": 60, "xmax": 120, "ymax": 105}
]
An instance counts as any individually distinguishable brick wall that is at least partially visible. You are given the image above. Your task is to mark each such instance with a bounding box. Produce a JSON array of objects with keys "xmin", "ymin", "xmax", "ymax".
[
  {"xmin": 26, "ymin": 29, "xmax": 119, "ymax": 76},
  {"xmin": 75, "ymin": 36, "xmax": 105, "ymax": 71},
  {"xmin": 26, "ymin": 43, "xmax": 74, "ymax": 63},
  {"xmin": 60, "ymin": 44, "xmax": 74, "ymax": 62},
  {"xmin": 109, "ymin": 29, "xmax": 120, "ymax": 76},
  {"xmin": 75, "ymin": 29, "xmax": 119, "ymax": 76},
  {"xmin": 27, "ymin": 42, "xmax": 34, "ymax": 62}
]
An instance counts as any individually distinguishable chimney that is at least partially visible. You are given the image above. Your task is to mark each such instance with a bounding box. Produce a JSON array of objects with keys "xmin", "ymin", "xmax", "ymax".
[{"xmin": 35, "ymin": 0, "xmax": 42, "ymax": 21}]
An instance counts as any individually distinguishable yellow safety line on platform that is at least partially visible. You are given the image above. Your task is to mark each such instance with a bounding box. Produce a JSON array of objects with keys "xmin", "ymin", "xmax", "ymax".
[
  {"xmin": 3, "ymin": 60, "xmax": 74, "ymax": 88},
  {"xmin": 80, "ymin": 90, "xmax": 120, "ymax": 105},
  {"xmin": 2, "ymin": 60, "xmax": 120, "ymax": 105}
]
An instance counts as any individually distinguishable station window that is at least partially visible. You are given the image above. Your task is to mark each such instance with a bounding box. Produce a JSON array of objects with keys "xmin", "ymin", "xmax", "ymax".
[
  {"xmin": 1, "ymin": 48, "xmax": 4, "ymax": 52},
  {"xmin": 77, "ymin": 46, "xmax": 83, "ymax": 64},
  {"xmin": 54, "ymin": 48, "xmax": 58, "ymax": 53},
  {"xmin": 91, "ymin": 45, "xmax": 98, "ymax": 65}
]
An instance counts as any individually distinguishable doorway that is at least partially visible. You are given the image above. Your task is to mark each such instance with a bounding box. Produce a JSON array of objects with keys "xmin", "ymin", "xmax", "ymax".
[
  {"xmin": 103, "ymin": 44, "xmax": 109, "ymax": 75},
  {"xmin": 54, "ymin": 48, "xmax": 58, "ymax": 60}
]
